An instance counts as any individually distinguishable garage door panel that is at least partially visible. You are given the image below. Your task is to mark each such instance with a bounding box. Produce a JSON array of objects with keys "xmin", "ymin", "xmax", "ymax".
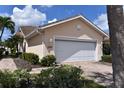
[{"xmin": 55, "ymin": 39, "xmax": 96, "ymax": 62}]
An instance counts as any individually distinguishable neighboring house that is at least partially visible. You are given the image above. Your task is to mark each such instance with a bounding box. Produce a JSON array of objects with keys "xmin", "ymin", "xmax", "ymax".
[{"xmin": 18, "ymin": 15, "xmax": 109, "ymax": 63}]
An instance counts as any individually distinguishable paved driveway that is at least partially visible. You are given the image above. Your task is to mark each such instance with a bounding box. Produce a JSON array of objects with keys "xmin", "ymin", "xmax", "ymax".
[{"xmin": 62, "ymin": 62, "xmax": 113, "ymax": 87}]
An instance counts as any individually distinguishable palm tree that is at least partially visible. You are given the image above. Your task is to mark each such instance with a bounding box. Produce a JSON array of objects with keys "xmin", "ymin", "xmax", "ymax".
[
  {"xmin": 107, "ymin": 5, "xmax": 124, "ymax": 87},
  {"xmin": 5, "ymin": 35, "xmax": 24, "ymax": 53},
  {"xmin": 11, "ymin": 35, "xmax": 24, "ymax": 52},
  {"xmin": 0, "ymin": 16, "xmax": 15, "ymax": 41},
  {"xmin": 4, "ymin": 38, "xmax": 14, "ymax": 49}
]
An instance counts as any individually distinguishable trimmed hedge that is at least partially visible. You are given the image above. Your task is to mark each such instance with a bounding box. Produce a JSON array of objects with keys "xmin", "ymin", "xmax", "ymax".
[
  {"xmin": 40, "ymin": 55, "xmax": 56, "ymax": 66},
  {"xmin": 20, "ymin": 53, "xmax": 39, "ymax": 65},
  {"xmin": 102, "ymin": 55, "xmax": 112, "ymax": 63}
]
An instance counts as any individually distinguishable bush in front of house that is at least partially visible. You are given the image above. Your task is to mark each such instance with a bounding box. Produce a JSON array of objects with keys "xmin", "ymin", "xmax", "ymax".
[
  {"xmin": 16, "ymin": 52, "xmax": 22, "ymax": 57},
  {"xmin": 40, "ymin": 55, "xmax": 56, "ymax": 66},
  {"xmin": 10, "ymin": 47, "xmax": 16, "ymax": 57},
  {"xmin": 0, "ymin": 70, "xmax": 33, "ymax": 88},
  {"xmin": 0, "ymin": 48, "xmax": 5, "ymax": 59},
  {"xmin": 13, "ymin": 69, "xmax": 33, "ymax": 88},
  {"xmin": 5, "ymin": 51, "xmax": 9, "ymax": 55},
  {"xmin": 0, "ymin": 66, "xmax": 104, "ymax": 88},
  {"xmin": 35, "ymin": 65, "xmax": 83, "ymax": 88},
  {"xmin": 0, "ymin": 48, "xmax": 5, "ymax": 55},
  {"xmin": 0, "ymin": 70, "xmax": 17, "ymax": 88},
  {"xmin": 103, "ymin": 43, "xmax": 111, "ymax": 55},
  {"xmin": 102, "ymin": 55, "xmax": 112, "ymax": 63},
  {"xmin": 20, "ymin": 53, "xmax": 39, "ymax": 65}
]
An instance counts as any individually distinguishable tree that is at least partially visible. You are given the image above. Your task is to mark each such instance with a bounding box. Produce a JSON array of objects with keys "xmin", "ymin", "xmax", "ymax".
[
  {"xmin": 0, "ymin": 16, "xmax": 15, "ymax": 41},
  {"xmin": 0, "ymin": 41, "xmax": 4, "ymax": 47},
  {"xmin": 5, "ymin": 35, "xmax": 24, "ymax": 53},
  {"xmin": 107, "ymin": 5, "xmax": 124, "ymax": 87},
  {"xmin": 11, "ymin": 35, "xmax": 24, "ymax": 52},
  {"xmin": 4, "ymin": 39, "xmax": 14, "ymax": 49}
]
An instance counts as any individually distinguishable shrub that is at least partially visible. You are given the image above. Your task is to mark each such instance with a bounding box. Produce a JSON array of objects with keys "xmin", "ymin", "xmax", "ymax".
[
  {"xmin": 0, "ymin": 68, "xmax": 104, "ymax": 88},
  {"xmin": 20, "ymin": 53, "xmax": 39, "ymax": 65},
  {"xmin": 0, "ymin": 48, "xmax": 5, "ymax": 59},
  {"xmin": 13, "ymin": 70, "xmax": 33, "ymax": 88},
  {"xmin": 5, "ymin": 51, "xmax": 9, "ymax": 55},
  {"xmin": 0, "ymin": 48, "xmax": 5, "ymax": 55},
  {"xmin": 103, "ymin": 43, "xmax": 111, "ymax": 55},
  {"xmin": 40, "ymin": 55, "xmax": 56, "ymax": 66},
  {"xmin": 11, "ymin": 47, "xmax": 16, "ymax": 56},
  {"xmin": 35, "ymin": 65, "xmax": 83, "ymax": 88},
  {"xmin": 11, "ymin": 52, "xmax": 22, "ymax": 58},
  {"xmin": 102, "ymin": 55, "xmax": 112, "ymax": 63},
  {"xmin": 0, "ymin": 70, "xmax": 17, "ymax": 88},
  {"xmin": 0, "ymin": 70, "xmax": 33, "ymax": 88},
  {"xmin": 16, "ymin": 52, "xmax": 22, "ymax": 57}
]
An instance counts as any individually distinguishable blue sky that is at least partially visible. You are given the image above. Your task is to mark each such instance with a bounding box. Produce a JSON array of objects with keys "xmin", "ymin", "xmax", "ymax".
[{"xmin": 0, "ymin": 5, "xmax": 108, "ymax": 40}]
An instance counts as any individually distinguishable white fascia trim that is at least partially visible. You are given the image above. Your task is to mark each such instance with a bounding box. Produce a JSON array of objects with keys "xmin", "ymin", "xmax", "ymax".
[
  {"xmin": 25, "ymin": 28, "xmax": 39, "ymax": 39},
  {"xmin": 79, "ymin": 15, "xmax": 109, "ymax": 38},
  {"xmin": 25, "ymin": 29, "xmax": 36, "ymax": 38}
]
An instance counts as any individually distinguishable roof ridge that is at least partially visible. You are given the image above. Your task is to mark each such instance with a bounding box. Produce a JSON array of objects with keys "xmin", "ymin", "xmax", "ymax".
[{"xmin": 39, "ymin": 14, "xmax": 81, "ymax": 28}]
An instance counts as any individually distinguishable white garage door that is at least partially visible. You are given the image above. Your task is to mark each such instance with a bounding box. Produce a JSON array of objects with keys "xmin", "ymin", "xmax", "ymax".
[{"xmin": 55, "ymin": 39, "xmax": 96, "ymax": 63}]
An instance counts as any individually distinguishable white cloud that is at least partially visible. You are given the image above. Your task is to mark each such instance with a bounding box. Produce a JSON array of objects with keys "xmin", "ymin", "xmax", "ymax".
[
  {"xmin": 48, "ymin": 18, "xmax": 57, "ymax": 23},
  {"xmin": 93, "ymin": 13, "xmax": 108, "ymax": 31},
  {"xmin": 11, "ymin": 5, "xmax": 47, "ymax": 26}
]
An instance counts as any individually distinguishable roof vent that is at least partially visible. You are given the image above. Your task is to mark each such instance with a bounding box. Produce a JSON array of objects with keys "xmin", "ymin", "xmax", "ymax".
[{"xmin": 76, "ymin": 24, "xmax": 81, "ymax": 31}]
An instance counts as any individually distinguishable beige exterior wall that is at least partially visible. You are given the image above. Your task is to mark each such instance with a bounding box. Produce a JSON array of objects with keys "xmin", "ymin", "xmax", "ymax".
[
  {"xmin": 24, "ymin": 18, "xmax": 104, "ymax": 61},
  {"xmin": 25, "ymin": 34, "xmax": 44, "ymax": 59},
  {"xmin": 41, "ymin": 19, "xmax": 103, "ymax": 61}
]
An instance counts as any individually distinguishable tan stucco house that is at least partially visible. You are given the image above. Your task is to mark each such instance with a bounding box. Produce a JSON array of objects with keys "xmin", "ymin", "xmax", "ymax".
[{"xmin": 18, "ymin": 15, "xmax": 109, "ymax": 63}]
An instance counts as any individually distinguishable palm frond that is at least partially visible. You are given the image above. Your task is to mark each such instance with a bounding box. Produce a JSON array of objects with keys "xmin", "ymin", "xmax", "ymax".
[{"xmin": 0, "ymin": 16, "xmax": 15, "ymax": 40}]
